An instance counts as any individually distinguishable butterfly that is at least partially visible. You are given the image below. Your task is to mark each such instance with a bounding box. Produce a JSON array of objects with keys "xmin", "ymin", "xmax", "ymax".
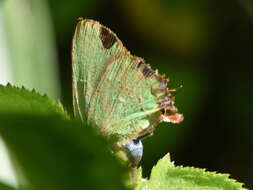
[{"xmin": 72, "ymin": 18, "xmax": 183, "ymax": 166}]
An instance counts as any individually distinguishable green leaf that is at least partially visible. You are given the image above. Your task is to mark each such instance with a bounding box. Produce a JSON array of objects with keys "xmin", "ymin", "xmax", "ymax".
[
  {"xmin": 0, "ymin": 84, "xmax": 67, "ymax": 118},
  {"xmin": 137, "ymin": 153, "xmax": 247, "ymax": 190},
  {"xmin": 0, "ymin": 114, "xmax": 128, "ymax": 190},
  {"xmin": 0, "ymin": 182, "xmax": 17, "ymax": 190}
]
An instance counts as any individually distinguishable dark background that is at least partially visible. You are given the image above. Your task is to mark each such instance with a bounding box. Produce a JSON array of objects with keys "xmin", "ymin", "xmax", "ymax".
[{"xmin": 48, "ymin": 0, "xmax": 252, "ymax": 188}]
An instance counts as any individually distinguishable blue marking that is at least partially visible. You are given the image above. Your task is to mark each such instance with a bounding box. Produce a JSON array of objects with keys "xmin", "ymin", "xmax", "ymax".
[{"xmin": 125, "ymin": 139, "xmax": 143, "ymax": 166}]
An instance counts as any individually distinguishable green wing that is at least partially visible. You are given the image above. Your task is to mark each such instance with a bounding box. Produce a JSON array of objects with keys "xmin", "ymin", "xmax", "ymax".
[{"xmin": 72, "ymin": 19, "xmax": 183, "ymax": 147}]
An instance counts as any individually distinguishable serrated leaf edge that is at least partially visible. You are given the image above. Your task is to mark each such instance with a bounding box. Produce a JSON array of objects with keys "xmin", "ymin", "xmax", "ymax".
[{"xmin": 0, "ymin": 83, "xmax": 70, "ymax": 119}]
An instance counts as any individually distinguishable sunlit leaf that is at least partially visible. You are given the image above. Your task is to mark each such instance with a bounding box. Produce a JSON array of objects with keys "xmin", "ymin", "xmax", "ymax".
[
  {"xmin": 0, "ymin": 84, "xmax": 67, "ymax": 118},
  {"xmin": 137, "ymin": 153, "xmax": 247, "ymax": 190}
]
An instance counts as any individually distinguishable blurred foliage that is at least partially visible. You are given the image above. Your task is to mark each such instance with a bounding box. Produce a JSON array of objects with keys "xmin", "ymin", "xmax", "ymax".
[
  {"xmin": 0, "ymin": 182, "xmax": 16, "ymax": 190},
  {"xmin": 0, "ymin": 0, "xmax": 60, "ymax": 99},
  {"xmin": 120, "ymin": 0, "xmax": 211, "ymax": 55},
  {"xmin": 49, "ymin": 0, "xmax": 98, "ymax": 41}
]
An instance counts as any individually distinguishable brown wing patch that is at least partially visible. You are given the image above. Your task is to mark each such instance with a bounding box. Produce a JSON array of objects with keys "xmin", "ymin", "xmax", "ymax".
[
  {"xmin": 134, "ymin": 58, "xmax": 155, "ymax": 78},
  {"xmin": 135, "ymin": 60, "xmax": 144, "ymax": 69},
  {"xmin": 99, "ymin": 26, "xmax": 117, "ymax": 49},
  {"xmin": 141, "ymin": 64, "xmax": 155, "ymax": 78}
]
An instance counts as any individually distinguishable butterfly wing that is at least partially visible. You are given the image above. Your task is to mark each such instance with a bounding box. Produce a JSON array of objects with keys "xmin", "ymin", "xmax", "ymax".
[
  {"xmin": 72, "ymin": 19, "xmax": 126, "ymax": 122},
  {"xmin": 72, "ymin": 19, "xmax": 183, "ymax": 147}
]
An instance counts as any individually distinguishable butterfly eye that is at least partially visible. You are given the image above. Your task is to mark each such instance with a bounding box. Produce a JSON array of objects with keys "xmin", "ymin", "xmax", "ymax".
[{"xmin": 125, "ymin": 139, "xmax": 143, "ymax": 166}]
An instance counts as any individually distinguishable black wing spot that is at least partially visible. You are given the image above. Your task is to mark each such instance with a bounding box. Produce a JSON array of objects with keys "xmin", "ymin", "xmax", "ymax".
[{"xmin": 99, "ymin": 27, "xmax": 117, "ymax": 49}]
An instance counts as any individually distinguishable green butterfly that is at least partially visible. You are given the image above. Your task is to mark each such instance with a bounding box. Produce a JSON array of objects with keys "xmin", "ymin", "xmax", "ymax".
[{"xmin": 72, "ymin": 18, "xmax": 183, "ymax": 166}]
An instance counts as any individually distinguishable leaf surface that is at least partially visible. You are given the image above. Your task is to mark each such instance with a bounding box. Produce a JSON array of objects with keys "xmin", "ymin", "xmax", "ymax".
[
  {"xmin": 0, "ymin": 114, "xmax": 128, "ymax": 190},
  {"xmin": 0, "ymin": 84, "xmax": 67, "ymax": 118},
  {"xmin": 136, "ymin": 153, "xmax": 247, "ymax": 190}
]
